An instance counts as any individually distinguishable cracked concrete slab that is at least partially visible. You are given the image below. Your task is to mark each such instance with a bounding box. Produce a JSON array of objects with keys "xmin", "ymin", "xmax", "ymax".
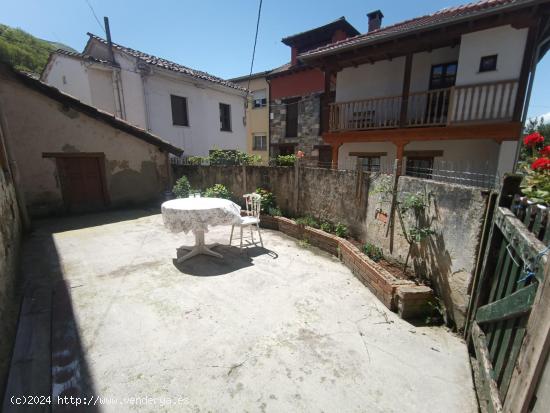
[{"xmin": 33, "ymin": 209, "xmax": 477, "ymax": 412}]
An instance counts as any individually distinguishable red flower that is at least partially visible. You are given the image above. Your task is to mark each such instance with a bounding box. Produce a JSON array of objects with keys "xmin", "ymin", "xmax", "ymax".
[
  {"xmin": 296, "ymin": 150, "xmax": 305, "ymax": 158},
  {"xmin": 524, "ymin": 132, "xmax": 545, "ymax": 146},
  {"xmin": 531, "ymin": 157, "xmax": 550, "ymax": 171},
  {"xmin": 541, "ymin": 145, "xmax": 550, "ymax": 157}
]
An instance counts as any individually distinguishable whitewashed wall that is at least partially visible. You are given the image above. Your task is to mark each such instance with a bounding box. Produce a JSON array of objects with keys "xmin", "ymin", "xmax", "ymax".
[{"xmin": 43, "ymin": 57, "xmax": 93, "ymax": 104}]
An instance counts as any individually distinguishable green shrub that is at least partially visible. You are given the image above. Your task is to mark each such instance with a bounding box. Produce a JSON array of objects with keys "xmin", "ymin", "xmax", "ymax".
[
  {"xmin": 295, "ymin": 216, "xmax": 320, "ymax": 229},
  {"xmin": 204, "ymin": 184, "xmax": 232, "ymax": 199},
  {"xmin": 172, "ymin": 176, "xmax": 191, "ymax": 198},
  {"xmin": 267, "ymin": 207, "xmax": 282, "ymax": 217},
  {"xmin": 208, "ymin": 149, "xmax": 260, "ymax": 166},
  {"xmin": 275, "ymin": 154, "xmax": 297, "ymax": 167},
  {"xmin": 363, "ymin": 243, "xmax": 383, "ymax": 262},
  {"xmin": 320, "ymin": 221, "xmax": 334, "ymax": 233},
  {"xmin": 334, "ymin": 223, "xmax": 349, "ymax": 238},
  {"xmin": 255, "ymin": 188, "xmax": 277, "ymax": 212},
  {"xmin": 187, "ymin": 156, "xmax": 205, "ymax": 165}
]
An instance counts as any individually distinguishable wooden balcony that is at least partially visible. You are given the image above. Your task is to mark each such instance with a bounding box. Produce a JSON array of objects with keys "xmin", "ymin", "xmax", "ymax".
[{"xmin": 328, "ymin": 80, "xmax": 519, "ymax": 132}]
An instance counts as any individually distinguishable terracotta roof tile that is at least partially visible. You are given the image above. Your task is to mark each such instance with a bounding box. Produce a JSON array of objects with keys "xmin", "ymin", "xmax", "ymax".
[
  {"xmin": 300, "ymin": 0, "xmax": 536, "ymax": 59},
  {"xmin": 87, "ymin": 33, "xmax": 246, "ymax": 92}
]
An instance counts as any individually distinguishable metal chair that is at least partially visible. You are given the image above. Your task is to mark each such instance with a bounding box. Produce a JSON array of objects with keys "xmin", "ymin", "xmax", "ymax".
[{"xmin": 230, "ymin": 193, "xmax": 264, "ymax": 250}]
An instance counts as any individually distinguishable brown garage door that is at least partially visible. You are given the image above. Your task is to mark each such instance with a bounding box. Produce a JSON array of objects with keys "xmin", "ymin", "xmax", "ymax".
[{"xmin": 55, "ymin": 155, "xmax": 107, "ymax": 213}]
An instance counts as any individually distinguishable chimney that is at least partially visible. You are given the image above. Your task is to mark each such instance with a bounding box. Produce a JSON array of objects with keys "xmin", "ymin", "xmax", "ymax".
[
  {"xmin": 104, "ymin": 16, "xmax": 116, "ymax": 64},
  {"xmin": 367, "ymin": 10, "xmax": 384, "ymax": 32}
]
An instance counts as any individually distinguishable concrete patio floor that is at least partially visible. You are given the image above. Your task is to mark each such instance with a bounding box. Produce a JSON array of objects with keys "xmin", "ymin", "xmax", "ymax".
[{"xmin": 25, "ymin": 209, "xmax": 477, "ymax": 412}]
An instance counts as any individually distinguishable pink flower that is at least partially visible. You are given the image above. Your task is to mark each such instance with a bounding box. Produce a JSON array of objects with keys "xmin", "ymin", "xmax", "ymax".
[{"xmin": 296, "ymin": 150, "xmax": 305, "ymax": 158}]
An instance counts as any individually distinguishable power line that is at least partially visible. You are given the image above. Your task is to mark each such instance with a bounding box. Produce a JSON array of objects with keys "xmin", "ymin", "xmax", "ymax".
[
  {"xmin": 84, "ymin": 0, "xmax": 105, "ymax": 34},
  {"xmin": 246, "ymin": 0, "xmax": 263, "ymax": 95}
]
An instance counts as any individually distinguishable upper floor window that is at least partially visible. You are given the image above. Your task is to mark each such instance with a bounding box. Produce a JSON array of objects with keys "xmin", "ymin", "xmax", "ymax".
[
  {"xmin": 171, "ymin": 95, "xmax": 189, "ymax": 126},
  {"xmin": 429, "ymin": 62, "xmax": 457, "ymax": 90},
  {"xmin": 252, "ymin": 89, "xmax": 267, "ymax": 108},
  {"xmin": 285, "ymin": 97, "xmax": 300, "ymax": 138},
  {"xmin": 253, "ymin": 134, "xmax": 267, "ymax": 151},
  {"xmin": 479, "ymin": 55, "xmax": 498, "ymax": 73},
  {"xmin": 219, "ymin": 103, "xmax": 231, "ymax": 132}
]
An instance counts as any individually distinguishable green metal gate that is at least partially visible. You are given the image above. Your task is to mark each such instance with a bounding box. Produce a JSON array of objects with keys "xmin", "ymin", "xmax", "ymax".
[{"xmin": 466, "ymin": 176, "xmax": 549, "ymax": 412}]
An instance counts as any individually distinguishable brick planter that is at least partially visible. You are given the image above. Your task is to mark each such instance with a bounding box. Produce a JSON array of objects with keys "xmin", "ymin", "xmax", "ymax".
[
  {"xmin": 259, "ymin": 214, "xmax": 280, "ymax": 230},
  {"xmin": 268, "ymin": 216, "xmax": 434, "ymax": 321}
]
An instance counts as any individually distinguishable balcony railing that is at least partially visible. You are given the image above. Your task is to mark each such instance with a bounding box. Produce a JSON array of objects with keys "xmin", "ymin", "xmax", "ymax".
[{"xmin": 328, "ymin": 79, "xmax": 519, "ymax": 132}]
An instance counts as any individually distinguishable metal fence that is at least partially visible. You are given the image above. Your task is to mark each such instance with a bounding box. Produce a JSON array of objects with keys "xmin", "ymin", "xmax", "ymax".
[{"xmin": 171, "ymin": 155, "xmax": 499, "ymax": 189}]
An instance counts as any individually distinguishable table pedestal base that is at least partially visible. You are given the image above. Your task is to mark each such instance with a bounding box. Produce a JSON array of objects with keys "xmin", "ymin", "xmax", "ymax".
[{"xmin": 177, "ymin": 230, "xmax": 222, "ymax": 263}]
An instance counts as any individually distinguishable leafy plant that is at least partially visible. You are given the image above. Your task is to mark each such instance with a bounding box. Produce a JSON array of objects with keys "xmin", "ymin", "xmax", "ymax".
[
  {"xmin": 204, "ymin": 184, "xmax": 232, "ymax": 199},
  {"xmin": 267, "ymin": 207, "xmax": 282, "ymax": 217},
  {"xmin": 255, "ymin": 188, "xmax": 277, "ymax": 213},
  {"xmin": 295, "ymin": 216, "xmax": 320, "ymax": 229},
  {"xmin": 172, "ymin": 176, "xmax": 191, "ymax": 198},
  {"xmin": 334, "ymin": 223, "xmax": 349, "ymax": 238},
  {"xmin": 187, "ymin": 156, "xmax": 206, "ymax": 165},
  {"xmin": 320, "ymin": 221, "xmax": 334, "ymax": 233},
  {"xmin": 275, "ymin": 154, "xmax": 297, "ymax": 167},
  {"xmin": 208, "ymin": 149, "xmax": 260, "ymax": 166},
  {"xmin": 363, "ymin": 243, "xmax": 384, "ymax": 262},
  {"xmin": 519, "ymin": 131, "xmax": 550, "ymax": 204}
]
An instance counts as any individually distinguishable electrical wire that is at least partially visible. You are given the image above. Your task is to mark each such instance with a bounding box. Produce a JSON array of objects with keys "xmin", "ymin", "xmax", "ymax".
[
  {"xmin": 84, "ymin": 0, "xmax": 105, "ymax": 34},
  {"xmin": 246, "ymin": 0, "xmax": 263, "ymax": 96}
]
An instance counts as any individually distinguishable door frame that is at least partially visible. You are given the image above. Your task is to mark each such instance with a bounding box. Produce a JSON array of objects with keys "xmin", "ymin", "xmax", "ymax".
[{"xmin": 43, "ymin": 152, "xmax": 110, "ymax": 211}]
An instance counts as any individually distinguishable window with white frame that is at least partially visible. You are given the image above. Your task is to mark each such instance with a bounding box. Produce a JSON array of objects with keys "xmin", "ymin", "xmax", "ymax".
[
  {"xmin": 253, "ymin": 134, "xmax": 267, "ymax": 151},
  {"xmin": 252, "ymin": 89, "xmax": 267, "ymax": 108}
]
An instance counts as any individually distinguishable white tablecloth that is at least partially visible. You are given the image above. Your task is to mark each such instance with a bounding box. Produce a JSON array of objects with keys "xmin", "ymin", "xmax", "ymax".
[{"xmin": 161, "ymin": 198, "xmax": 241, "ymax": 234}]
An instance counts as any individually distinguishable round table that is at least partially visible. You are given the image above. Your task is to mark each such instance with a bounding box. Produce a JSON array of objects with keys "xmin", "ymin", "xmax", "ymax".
[{"xmin": 161, "ymin": 197, "xmax": 242, "ymax": 262}]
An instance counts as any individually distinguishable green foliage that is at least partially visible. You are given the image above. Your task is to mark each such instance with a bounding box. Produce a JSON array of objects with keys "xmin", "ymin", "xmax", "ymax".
[
  {"xmin": 267, "ymin": 206, "xmax": 282, "ymax": 217},
  {"xmin": 363, "ymin": 243, "xmax": 384, "ymax": 262},
  {"xmin": 408, "ymin": 227, "xmax": 436, "ymax": 243},
  {"xmin": 204, "ymin": 184, "xmax": 232, "ymax": 199},
  {"xmin": 208, "ymin": 149, "xmax": 260, "ymax": 166},
  {"xmin": 334, "ymin": 223, "xmax": 349, "ymax": 238},
  {"xmin": 520, "ymin": 117, "xmax": 550, "ymax": 165},
  {"xmin": 295, "ymin": 215, "xmax": 320, "ymax": 229},
  {"xmin": 0, "ymin": 23, "xmax": 75, "ymax": 74},
  {"xmin": 255, "ymin": 188, "xmax": 277, "ymax": 213},
  {"xmin": 187, "ymin": 156, "xmax": 206, "ymax": 165},
  {"xmin": 172, "ymin": 176, "xmax": 191, "ymax": 198},
  {"xmin": 320, "ymin": 221, "xmax": 334, "ymax": 233},
  {"xmin": 400, "ymin": 192, "xmax": 429, "ymax": 213},
  {"xmin": 275, "ymin": 154, "xmax": 297, "ymax": 167}
]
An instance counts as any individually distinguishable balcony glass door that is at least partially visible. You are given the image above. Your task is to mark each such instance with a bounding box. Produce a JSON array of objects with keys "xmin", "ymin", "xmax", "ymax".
[{"xmin": 427, "ymin": 62, "xmax": 457, "ymax": 123}]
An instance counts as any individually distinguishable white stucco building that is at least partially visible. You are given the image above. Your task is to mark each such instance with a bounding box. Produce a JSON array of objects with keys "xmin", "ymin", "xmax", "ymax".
[{"xmin": 41, "ymin": 34, "xmax": 247, "ymax": 157}]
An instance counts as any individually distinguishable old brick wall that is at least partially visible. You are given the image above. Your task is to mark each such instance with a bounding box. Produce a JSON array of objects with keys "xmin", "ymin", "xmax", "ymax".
[
  {"xmin": 0, "ymin": 139, "xmax": 22, "ymax": 394},
  {"xmin": 172, "ymin": 165, "xmax": 487, "ymax": 328}
]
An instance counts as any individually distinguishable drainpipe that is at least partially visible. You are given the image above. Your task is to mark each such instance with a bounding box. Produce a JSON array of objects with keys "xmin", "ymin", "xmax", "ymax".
[
  {"xmin": 140, "ymin": 70, "xmax": 151, "ymax": 131},
  {"xmin": 104, "ymin": 17, "xmax": 127, "ymax": 120}
]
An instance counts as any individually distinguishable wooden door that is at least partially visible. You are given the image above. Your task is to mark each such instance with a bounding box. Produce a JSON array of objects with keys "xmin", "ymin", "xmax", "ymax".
[
  {"xmin": 318, "ymin": 146, "xmax": 332, "ymax": 168},
  {"xmin": 56, "ymin": 156, "xmax": 107, "ymax": 213}
]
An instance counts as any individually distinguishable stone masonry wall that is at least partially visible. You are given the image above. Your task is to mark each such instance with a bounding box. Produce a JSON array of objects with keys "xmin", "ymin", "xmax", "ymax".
[
  {"xmin": 172, "ymin": 165, "xmax": 488, "ymax": 329},
  {"xmin": 270, "ymin": 93, "xmax": 323, "ymax": 158},
  {"xmin": 0, "ymin": 142, "xmax": 22, "ymax": 394}
]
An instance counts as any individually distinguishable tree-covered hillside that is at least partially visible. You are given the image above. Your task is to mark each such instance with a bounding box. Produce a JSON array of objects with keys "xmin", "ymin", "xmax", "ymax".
[{"xmin": 0, "ymin": 23, "xmax": 76, "ymax": 75}]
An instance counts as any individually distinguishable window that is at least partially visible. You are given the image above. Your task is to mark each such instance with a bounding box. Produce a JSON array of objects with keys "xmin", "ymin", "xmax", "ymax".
[
  {"xmin": 253, "ymin": 134, "xmax": 267, "ymax": 151},
  {"xmin": 285, "ymin": 97, "xmax": 300, "ymax": 138},
  {"xmin": 479, "ymin": 55, "xmax": 498, "ymax": 72},
  {"xmin": 406, "ymin": 157, "xmax": 434, "ymax": 179},
  {"xmin": 429, "ymin": 62, "xmax": 458, "ymax": 90},
  {"xmin": 360, "ymin": 156, "xmax": 381, "ymax": 172},
  {"xmin": 219, "ymin": 103, "xmax": 231, "ymax": 131},
  {"xmin": 252, "ymin": 89, "xmax": 267, "ymax": 108},
  {"xmin": 171, "ymin": 95, "xmax": 189, "ymax": 126}
]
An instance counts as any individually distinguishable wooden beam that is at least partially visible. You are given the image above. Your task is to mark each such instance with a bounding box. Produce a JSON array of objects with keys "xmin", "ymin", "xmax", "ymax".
[
  {"xmin": 503, "ymin": 260, "xmax": 550, "ymax": 413},
  {"xmin": 399, "ymin": 54, "xmax": 413, "ymax": 127},
  {"xmin": 323, "ymin": 122, "xmax": 522, "ymax": 144},
  {"xmin": 476, "ymin": 283, "xmax": 537, "ymax": 324},
  {"xmin": 513, "ymin": 23, "xmax": 540, "ymax": 121},
  {"xmin": 349, "ymin": 151, "xmax": 387, "ymax": 157},
  {"xmin": 471, "ymin": 322, "xmax": 504, "ymax": 413},
  {"xmin": 403, "ymin": 150, "xmax": 444, "ymax": 157}
]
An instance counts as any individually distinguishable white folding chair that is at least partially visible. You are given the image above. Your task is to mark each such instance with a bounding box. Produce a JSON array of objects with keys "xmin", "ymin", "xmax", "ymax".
[{"xmin": 230, "ymin": 193, "xmax": 264, "ymax": 250}]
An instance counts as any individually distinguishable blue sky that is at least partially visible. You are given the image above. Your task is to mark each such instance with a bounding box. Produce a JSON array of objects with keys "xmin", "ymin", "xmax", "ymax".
[{"xmin": 3, "ymin": 0, "xmax": 549, "ymax": 120}]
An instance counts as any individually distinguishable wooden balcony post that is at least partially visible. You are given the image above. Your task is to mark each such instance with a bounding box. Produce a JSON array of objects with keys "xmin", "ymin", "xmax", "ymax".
[
  {"xmin": 322, "ymin": 69, "xmax": 333, "ymax": 133},
  {"xmin": 513, "ymin": 23, "xmax": 538, "ymax": 122},
  {"xmin": 395, "ymin": 140, "xmax": 408, "ymax": 175},
  {"xmin": 399, "ymin": 53, "xmax": 413, "ymax": 127}
]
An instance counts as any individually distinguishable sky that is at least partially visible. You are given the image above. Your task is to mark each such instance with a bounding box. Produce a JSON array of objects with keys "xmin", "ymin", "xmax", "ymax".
[{"xmin": 2, "ymin": 0, "xmax": 549, "ymax": 120}]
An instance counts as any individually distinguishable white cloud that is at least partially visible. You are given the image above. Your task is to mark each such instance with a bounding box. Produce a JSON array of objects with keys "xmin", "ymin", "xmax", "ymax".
[{"xmin": 541, "ymin": 112, "xmax": 550, "ymax": 123}]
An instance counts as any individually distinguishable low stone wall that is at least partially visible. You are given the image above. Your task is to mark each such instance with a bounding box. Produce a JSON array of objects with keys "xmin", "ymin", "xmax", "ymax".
[
  {"xmin": 173, "ymin": 164, "xmax": 488, "ymax": 329},
  {"xmin": 0, "ymin": 156, "xmax": 22, "ymax": 394}
]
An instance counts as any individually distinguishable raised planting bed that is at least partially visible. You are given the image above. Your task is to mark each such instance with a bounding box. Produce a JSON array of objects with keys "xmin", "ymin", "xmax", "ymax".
[{"xmin": 259, "ymin": 215, "xmax": 435, "ymax": 321}]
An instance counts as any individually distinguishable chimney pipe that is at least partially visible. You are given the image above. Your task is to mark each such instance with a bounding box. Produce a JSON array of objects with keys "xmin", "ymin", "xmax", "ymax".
[
  {"xmin": 104, "ymin": 16, "xmax": 116, "ymax": 64},
  {"xmin": 367, "ymin": 10, "xmax": 384, "ymax": 32}
]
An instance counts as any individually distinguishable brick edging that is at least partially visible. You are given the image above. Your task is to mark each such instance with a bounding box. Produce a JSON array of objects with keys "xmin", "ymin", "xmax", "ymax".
[{"xmin": 260, "ymin": 215, "xmax": 434, "ymax": 320}]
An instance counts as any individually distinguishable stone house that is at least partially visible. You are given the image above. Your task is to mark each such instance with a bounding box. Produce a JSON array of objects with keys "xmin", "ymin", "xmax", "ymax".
[
  {"xmin": 267, "ymin": 17, "xmax": 359, "ymax": 163},
  {"xmin": 0, "ymin": 63, "xmax": 182, "ymax": 217}
]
